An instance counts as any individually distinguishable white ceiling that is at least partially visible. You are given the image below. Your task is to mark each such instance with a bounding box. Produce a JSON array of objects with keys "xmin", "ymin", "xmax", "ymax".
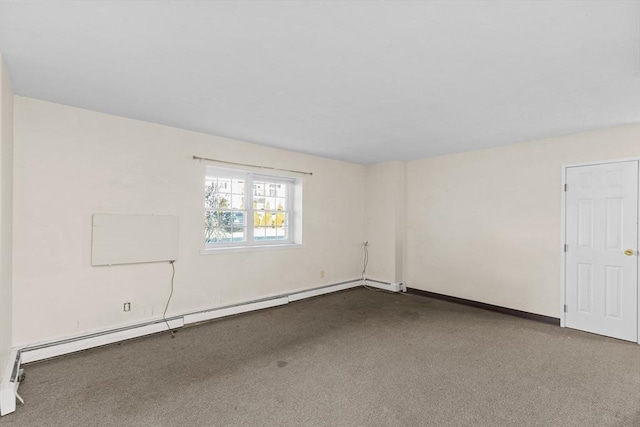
[{"xmin": 1, "ymin": 1, "xmax": 638, "ymax": 164}]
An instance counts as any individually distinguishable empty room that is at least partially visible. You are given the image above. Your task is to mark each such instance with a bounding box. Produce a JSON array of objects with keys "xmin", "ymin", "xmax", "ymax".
[{"xmin": 0, "ymin": 1, "xmax": 639, "ymax": 426}]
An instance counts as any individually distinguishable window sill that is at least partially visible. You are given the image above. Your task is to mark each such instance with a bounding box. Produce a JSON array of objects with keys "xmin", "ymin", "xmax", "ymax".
[{"xmin": 200, "ymin": 243, "xmax": 303, "ymax": 255}]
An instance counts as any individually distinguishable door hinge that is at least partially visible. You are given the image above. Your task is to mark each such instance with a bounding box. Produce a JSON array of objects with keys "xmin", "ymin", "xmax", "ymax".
[
  {"xmin": 564, "ymin": 304, "xmax": 568, "ymax": 313},
  {"xmin": 564, "ymin": 244, "xmax": 568, "ymax": 252},
  {"xmin": 564, "ymin": 183, "xmax": 568, "ymax": 192}
]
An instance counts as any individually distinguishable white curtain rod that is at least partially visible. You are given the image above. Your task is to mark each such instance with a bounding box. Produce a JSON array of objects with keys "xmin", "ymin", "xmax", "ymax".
[{"xmin": 192, "ymin": 155, "xmax": 313, "ymax": 176}]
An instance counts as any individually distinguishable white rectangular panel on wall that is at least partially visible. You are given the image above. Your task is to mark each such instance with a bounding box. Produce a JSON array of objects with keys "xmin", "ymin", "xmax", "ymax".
[{"xmin": 91, "ymin": 214, "xmax": 178, "ymax": 266}]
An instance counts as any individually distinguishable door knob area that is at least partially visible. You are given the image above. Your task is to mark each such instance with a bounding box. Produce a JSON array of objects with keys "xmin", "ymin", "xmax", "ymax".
[{"xmin": 625, "ymin": 249, "xmax": 634, "ymax": 256}]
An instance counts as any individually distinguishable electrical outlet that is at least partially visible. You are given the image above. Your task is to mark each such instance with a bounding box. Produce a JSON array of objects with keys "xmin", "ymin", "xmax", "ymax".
[
  {"xmin": 123, "ymin": 302, "xmax": 131, "ymax": 312},
  {"xmin": 320, "ymin": 270, "xmax": 325, "ymax": 278}
]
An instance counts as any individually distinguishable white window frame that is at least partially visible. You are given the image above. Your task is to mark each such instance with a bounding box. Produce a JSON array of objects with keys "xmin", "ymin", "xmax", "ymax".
[{"xmin": 201, "ymin": 166, "xmax": 303, "ymax": 254}]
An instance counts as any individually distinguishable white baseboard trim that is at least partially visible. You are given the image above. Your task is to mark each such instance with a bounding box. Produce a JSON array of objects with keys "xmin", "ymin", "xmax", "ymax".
[
  {"xmin": 0, "ymin": 349, "xmax": 21, "ymax": 416},
  {"xmin": 17, "ymin": 279, "xmax": 362, "ymax": 366}
]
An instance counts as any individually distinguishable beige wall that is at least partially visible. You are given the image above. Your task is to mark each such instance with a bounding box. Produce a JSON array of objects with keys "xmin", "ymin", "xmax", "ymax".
[
  {"xmin": 405, "ymin": 124, "xmax": 640, "ymax": 317},
  {"xmin": 364, "ymin": 161, "xmax": 405, "ymax": 283},
  {"xmin": 0, "ymin": 57, "xmax": 14, "ymax": 371},
  {"xmin": 9, "ymin": 94, "xmax": 640, "ymax": 348},
  {"xmin": 13, "ymin": 97, "xmax": 366, "ymax": 346}
]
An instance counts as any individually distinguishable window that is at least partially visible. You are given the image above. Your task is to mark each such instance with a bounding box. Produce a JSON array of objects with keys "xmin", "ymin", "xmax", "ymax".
[{"xmin": 204, "ymin": 166, "xmax": 301, "ymax": 251}]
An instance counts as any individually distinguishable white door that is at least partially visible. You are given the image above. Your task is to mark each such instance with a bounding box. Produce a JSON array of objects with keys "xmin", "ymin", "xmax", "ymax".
[{"xmin": 565, "ymin": 160, "xmax": 639, "ymax": 341}]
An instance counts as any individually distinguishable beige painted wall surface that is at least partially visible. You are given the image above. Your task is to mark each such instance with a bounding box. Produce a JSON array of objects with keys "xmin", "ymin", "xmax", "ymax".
[
  {"xmin": 364, "ymin": 161, "xmax": 404, "ymax": 283},
  {"xmin": 0, "ymin": 57, "xmax": 14, "ymax": 371},
  {"xmin": 13, "ymin": 97, "xmax": 366, "ymax": 346},
  {"xmin": 405, "ymin": 124, "xmax": 640, "ymax": 317}
]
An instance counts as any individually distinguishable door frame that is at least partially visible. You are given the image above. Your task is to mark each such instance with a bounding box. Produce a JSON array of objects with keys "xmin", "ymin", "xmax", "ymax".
[{"xmin": 560, "ymin": 157, "xmax": 640, "ymax": 344}]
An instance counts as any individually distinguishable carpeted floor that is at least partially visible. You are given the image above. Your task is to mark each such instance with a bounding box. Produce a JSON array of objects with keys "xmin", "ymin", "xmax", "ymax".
[{"xmin": 3, "ymin": 287, "xmax": 640, "ymax": 426}]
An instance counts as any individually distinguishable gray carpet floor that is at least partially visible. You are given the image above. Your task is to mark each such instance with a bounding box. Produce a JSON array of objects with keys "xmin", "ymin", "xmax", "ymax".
[{"xmin": 2, "ymin": 287, "xmax": 640, "ymax": 427}]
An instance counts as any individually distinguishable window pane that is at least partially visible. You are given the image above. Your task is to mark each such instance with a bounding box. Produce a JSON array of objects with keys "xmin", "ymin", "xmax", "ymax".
[
  {"xmin": 218, "ymin": 178, "xmax": 231, "ymax": 190},
  {"xmin": 231, "ymin": 225, "xmax": 246, "ymax": 243},
  {"xmin": 253, "ymin": 211, "xmax": 287, "ymax": 241},
  {"xmin": 254, "ymin": 223, "xmax": 266, "ymax": 241},
  {"xmin": 265, "ymin": 197, "xmax": 276, "ymax": 213},
  {"xmin": 268, "ymin": 183, "xmax": 277, "ymax": 197},
  {"xmin": 275, "ymin": 212, "xmax": 286, "ymax": 230},
  {"xmin": 205, "ymin": 179, "xmax": 233, "ymax": 209},
  {"xmin": 233, "ymin": 211, "xmax": 246, "ymax": 226},
  {"xmin": 204, "ymin": 210, "xmax": 218, "ymax": 244},
  {"xmin": 231, "ymin": 194, "xmax": 244, "ymax": 209},
  {"xmin": 231, "ymin": 179, "xmax": 245, "ymax": 195},
  {"xmin": 254, "ymin": 181, "xmax": 265, "ymax": 197},
  {"xmin": 254, "ymin": 196, "xmax": 265, "ymax": 210},
  {"xmin": 263, "ymin": 208, "xmax": 274, "ymax": 227},
  {"xmin": 205, "ymin": 211, "xmax": 232, "ymax": 243},
  {"xmin": 204, "ymin": 180, "xmax": 216, "ymax": 209},
  {"xmin": 253, "ymin": 210, "xmax": 263, "ymax": 228},
  {"xmin": 276, "ymin": 212, "xmax": 287, "ymax": 240}
]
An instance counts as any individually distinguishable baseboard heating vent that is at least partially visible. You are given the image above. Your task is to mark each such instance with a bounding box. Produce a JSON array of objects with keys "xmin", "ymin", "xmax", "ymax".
[
  {"xmin": 183, "ymin": 297, "xmax": 289, "ymax": 324},
  {"xmin": 0, "ymin": 349, "xmax": 21, "ymax": 416},
  {"xmin": 363, "ymin": 279, "xmax": 406, "ymax": 293},
  {"xmin": 20, "ymin": 317, "xmax": 185, "ymax": 364},
  {"xmin": 288, "ymin": 280, "xmax": 361, "ymax": 302}
]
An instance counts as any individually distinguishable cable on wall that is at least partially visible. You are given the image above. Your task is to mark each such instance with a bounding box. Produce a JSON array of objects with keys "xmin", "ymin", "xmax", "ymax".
[
  {"xmin": 361, "ymin": 241, "xmax": 369, "ymax": 280},
  {"xmin": 361, "ymin": 241, "xmax": 381, "ymax": 292},
  {"xmin": 192, "ymin": 155, "xmax": 313, "ymax": 176},
  {"xmin": 162, "ymin": 260, "xmax": 176, "ymax": 338}
]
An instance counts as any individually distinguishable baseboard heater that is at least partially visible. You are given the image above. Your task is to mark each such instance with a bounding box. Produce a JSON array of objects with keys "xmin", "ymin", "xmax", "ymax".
[
  {"xmin": 1, "ymin": 278, "xmax": 364, "ymax": 416},
  {"xmin": 0, "ymin": 349, "xmax": 21, "ymax": 416},
  {"xmin": 363, "ymin": 278, "xmax": 406, "ymax": 293}
]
